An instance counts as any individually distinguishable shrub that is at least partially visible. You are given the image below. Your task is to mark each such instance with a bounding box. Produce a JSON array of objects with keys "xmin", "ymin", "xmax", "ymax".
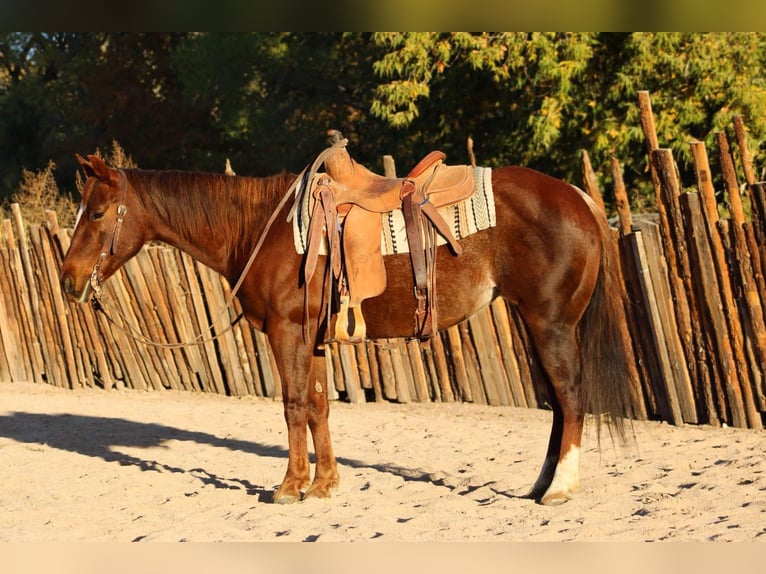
[
  {"xmin": 1, "ymin": 140, "xmax": 137, "ymax": 230},
  {"xmin": 2, "ymin": 160, "xmax": 77, "ymax": 229}
]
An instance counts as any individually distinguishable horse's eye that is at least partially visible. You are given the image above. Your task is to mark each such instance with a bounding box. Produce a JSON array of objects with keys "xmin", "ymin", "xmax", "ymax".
[{"xmin": 90, "ymin": 210, "xmax": 105, "ymax": 222}]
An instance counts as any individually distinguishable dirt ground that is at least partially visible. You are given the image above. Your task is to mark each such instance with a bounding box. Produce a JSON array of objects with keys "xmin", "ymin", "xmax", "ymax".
[{"xmin": 1, "ymin": 381, "xmax": 764, "ymax": 542}]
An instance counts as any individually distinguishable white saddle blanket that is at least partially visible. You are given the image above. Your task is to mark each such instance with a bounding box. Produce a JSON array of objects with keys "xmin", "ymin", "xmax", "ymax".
[{"xmin": 292, "ymin": 166, "xmax": 496, "ymax": 256}]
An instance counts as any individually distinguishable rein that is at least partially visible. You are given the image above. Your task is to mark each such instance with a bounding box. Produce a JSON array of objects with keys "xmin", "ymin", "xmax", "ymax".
[{"xmin": 88, "ymin": 166, "xmax": 304, "ymax": 349}]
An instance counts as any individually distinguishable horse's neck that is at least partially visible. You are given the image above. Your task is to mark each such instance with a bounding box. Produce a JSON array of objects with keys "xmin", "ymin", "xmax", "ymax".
[
  {"xmin": 138, "ymin": 171, "xmax": 281, "ymax": 283},
  {"xmin": 154, "ymin": 223, "xmax": 232, "ymax": 278}
]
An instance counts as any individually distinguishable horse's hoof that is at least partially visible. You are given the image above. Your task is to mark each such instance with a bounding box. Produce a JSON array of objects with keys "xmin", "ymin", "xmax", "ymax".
[
  {"xmin": 304, "ymin": 487, "xmax": 332, "ymax": 500},
  {"xmin": 304, "ymin": 480, "xmax": 338, "ymax": 500},
  {"xmin": 273, "ymin": 492, "xmax": 300, "ymax": 504},
  {"xmin": 540, "ymin": 490, "xmax": 573, "ymax": 506},
  {"xmin": 273, "ymin": 487, "xmax": 302, "ymax": 504}
]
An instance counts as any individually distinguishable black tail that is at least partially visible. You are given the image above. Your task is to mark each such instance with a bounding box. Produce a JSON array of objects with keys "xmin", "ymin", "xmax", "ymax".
[{"xmin": 578, "ymin": 215, "xmax": 635, "ymax": 444}]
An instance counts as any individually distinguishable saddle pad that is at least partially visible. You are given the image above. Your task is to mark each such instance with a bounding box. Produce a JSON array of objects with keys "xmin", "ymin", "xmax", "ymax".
[{"xmin": 291, "ymin": 166, "xmax": 495, "ymax": 256}]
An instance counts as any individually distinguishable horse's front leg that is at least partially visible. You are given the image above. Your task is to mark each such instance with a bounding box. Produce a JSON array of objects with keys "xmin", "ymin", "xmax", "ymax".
[
  {"xmin": 269, "ymin": 321, "xmax": 338, "ymax": 503},
  {"xmin": 305, "ymin": 350, "xmax": 339, "ymax": 499}
]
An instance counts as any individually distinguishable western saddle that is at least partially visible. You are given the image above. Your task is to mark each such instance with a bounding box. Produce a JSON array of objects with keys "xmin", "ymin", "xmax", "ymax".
[{"xmin": 302, "ymin": 131, "xmax": 476, "ymax": 343}]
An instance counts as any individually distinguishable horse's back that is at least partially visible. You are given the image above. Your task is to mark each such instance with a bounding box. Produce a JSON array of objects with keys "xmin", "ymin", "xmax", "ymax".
[{"xmin": 491, "ymin": 166, "xmax": 599, "ymax": 229}]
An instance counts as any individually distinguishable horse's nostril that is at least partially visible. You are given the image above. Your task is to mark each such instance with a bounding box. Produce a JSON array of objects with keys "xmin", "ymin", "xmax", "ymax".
[{"xmin": 61, "ymin": 274, "xmax": 73, "ymax": 296}]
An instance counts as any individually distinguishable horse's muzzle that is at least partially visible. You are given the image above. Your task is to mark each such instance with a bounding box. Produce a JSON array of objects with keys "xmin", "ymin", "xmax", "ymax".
[{"xmin": 61, "ymin": 273, "xmax": 92, "ymax": 304}]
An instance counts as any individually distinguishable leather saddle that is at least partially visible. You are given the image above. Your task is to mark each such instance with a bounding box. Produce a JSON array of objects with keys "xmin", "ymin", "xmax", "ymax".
[{"xmin": 303, "ymin": 134, "xmax": 475, "ymax": 343}]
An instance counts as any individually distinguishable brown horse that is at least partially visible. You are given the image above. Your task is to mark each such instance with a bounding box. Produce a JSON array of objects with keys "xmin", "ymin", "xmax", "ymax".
[{"xmin": 60, "ymin": 153, "xmax": 632, "ymax": 506}]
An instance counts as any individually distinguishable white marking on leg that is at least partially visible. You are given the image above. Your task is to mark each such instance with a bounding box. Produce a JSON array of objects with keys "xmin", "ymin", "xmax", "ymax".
[{"xmin": 542, "ymin": 446, "xmax": 581, "ymax": 505}]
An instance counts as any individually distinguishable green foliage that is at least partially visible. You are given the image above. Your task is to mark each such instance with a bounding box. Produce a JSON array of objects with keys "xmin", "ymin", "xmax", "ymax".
[
  {"xmin": 170, "ymin": 33, "xmax": 394, "ymax": 176},
  {"xmin": 368, "ymin": 32, "xmax": 766, "ymax": 211},
  {"xmin": 2, "ymin": 32, "xmax": 766, "ymax": 215}
]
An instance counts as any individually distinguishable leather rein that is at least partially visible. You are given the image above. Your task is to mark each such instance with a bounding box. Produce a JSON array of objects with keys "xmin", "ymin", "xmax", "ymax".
[{"xmin": 88, "ymin": 167, "xmax": 301, "ymax": 349}]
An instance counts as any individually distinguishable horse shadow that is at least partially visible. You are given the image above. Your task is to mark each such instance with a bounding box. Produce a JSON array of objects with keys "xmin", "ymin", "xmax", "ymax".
[{"xmin": 0, "ymin": 411, "xmax": 520, "ymax": 502}]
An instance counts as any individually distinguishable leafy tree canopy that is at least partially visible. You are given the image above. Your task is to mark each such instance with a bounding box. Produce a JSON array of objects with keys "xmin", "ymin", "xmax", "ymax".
[{"xmin": 2, "ymin": 32, "xmax": 765, "ymax": 214}]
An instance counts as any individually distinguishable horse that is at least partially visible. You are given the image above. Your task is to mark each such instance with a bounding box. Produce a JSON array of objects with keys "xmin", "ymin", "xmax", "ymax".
[{"xmin": 59, "ymin": 152, "xmax": 633, "ymax": 506}]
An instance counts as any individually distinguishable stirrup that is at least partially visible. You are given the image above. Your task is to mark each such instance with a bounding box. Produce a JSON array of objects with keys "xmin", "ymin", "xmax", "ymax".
[{"xmin": 333, "ymin": 295, "xmax": 367, "ymax": 344}]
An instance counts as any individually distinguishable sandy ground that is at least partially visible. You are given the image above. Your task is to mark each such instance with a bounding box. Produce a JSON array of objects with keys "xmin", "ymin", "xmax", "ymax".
[{"xmin": 0, "ymin": 381, "xmax": 764, "ymax": 543}]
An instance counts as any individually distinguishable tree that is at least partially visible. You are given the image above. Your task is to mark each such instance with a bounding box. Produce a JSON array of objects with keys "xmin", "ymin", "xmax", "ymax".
[
  {"xmin": 0, "ymin": 32, "xmax": 209, "ymax": 202},
  {"xmin": 368, "ymin": 32, "xmax": 766, "ymax": 210},
  {"xmin": 3, "ymin": 33, "xmax": 766, "ymax": 214},
  {"xmin": 608, "ymin": 33, "xmax": 766, "ymax": 196},
  {"xmin": 171, "ymin": 32, "xmax": 395, "ymax": 176}
]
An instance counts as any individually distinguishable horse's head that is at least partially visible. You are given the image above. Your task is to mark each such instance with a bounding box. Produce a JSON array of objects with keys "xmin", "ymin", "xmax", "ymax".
[{"xmin": 60, "ymin": 154, "xmax": 148, "ymax": 303}]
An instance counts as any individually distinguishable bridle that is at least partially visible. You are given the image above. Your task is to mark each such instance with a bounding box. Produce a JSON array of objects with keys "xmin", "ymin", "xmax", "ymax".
[{"xmin": 88, "ymin": 170, "xmax": 128, "ymax": 300}]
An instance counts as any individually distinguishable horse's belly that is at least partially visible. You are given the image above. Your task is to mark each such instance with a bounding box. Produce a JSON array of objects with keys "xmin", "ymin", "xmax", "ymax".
[{"xmin": 360, "ymin": 255, "xmax": 497, "ymax": 339}]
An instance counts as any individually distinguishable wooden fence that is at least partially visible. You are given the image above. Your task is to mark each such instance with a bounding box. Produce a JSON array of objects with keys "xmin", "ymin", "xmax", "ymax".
[
  {"xmin": 1, "ymin": 91, "xmax": 765, "ymax": 429},
  {"xmin": 0, "ymin": 203, "xmax": 552, "ymax": 406}
]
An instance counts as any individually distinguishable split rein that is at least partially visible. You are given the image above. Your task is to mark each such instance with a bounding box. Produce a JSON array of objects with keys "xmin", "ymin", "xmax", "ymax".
[{"xmin": 87, "ymin": 159, "xmax": 320, "ymax": 349}]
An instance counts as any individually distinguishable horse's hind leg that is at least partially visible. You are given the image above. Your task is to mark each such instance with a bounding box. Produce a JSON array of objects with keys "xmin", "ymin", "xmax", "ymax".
[{"xmin": 524, "ymin": 319, "xmax": 584, "ymax": 505}]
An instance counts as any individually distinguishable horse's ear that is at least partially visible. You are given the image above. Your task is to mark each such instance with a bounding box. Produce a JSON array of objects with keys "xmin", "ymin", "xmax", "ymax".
[
  {"xmin": 85, "ymin": 154, "xmax": 118, "ymax": 184},
  {"xmin": 76, "ymin": 153, "xmax": 96, "ymax": 178}
]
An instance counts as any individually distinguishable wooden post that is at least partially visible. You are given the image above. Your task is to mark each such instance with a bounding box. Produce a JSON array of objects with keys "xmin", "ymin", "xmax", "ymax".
[
  {"xmin": 355, "ymin": 342, "xmax": 373, "ymax": 391},
  {"xmin": 179, "ymin": 253, "xmax": 227, "ymax": 394},
  {"xmin": 490, "ymin": 299, "xmax": 527, "ymax": 408},
  {"xmin": 638, "ymin": 93, "xmax": 699, "ymax": 412},
  {"xmin": 34, "ymin": 225, "xmax": 85, "ymax": 388},
  {"xmin": 158, "ymin": 249, "xmax": 207, "ymax": 391},
  {"xmin": 0, "ymin": 247, "xmax": 26, "ymax": 381},
  {"xmin": 681, "ymin": 191, "xmax": 749, "ymax": 428},
  {"xmin": 374, "ymin": 340, "xmax": 399, "ymax": 401},
  {"xmin": 149, "ymin": 250, "xmax": 194, "ymax": 391},
  {"xmin": 624, "ymin": 227, "xmax": 684, "ymax": 424},
  {"xmin": 733, "ymin": 115, "xmax": 757, "ymax": 187},
  {"xmin": 406, "ymin": 339, "xmax": 431, "ymax": 402},
  {"xmin": 421, "ymin": 340, "xmax": 442, "ymax": 402},
  {"xmin": 2, "ymin": 218, "xmax": 37, "ymax": 382},
  {"xmin": 123, "ymin": 256, "xmax": 179, "ymax": 388},
  {"xmin": 617, "ymin": 224, "xmax": 655, "ymax": 416},
  {"xmin": 581, "ymin": 149, "xmax": 606, "ymax": 214},
  {"xmin": 467, "ymin": 136, "xmax": 476, "ymax": 168},
  {"xmin": 445, "ymin": 326, "xmax": 472, "ymax": 402},
  {"xmin": 4, "ymin": 218, "xmax": 34, "ymax": 384},
  {"xmin": 215, "ymin": 272, "xmax": 257, "ymax": 395},
  {"xmin": 390, "ymin": 338, "xmax": 414, "ymax": 403},
  {"xmin": 196, "ymin": 263, "xmax": 247, "ymax": 396},
  {"xmin": 383, "ymin": 155, "xmax": 396, "ymax": 178},
  {"xmin": 611, "ymin": 158, "xmax": 633, "ymax": 236},
  {"xmin": 717, "ymin": 131, "xmax": 766, "ymax": 414},
  {"xmin": 468, "ymin": 311, "xmax": 508, "ymax": 406},
  {"xmin": 338, "ymin": 343, "xmax": 364, "ymax": 403},
  {"xmin": 365, "ymin": 340, "xmax": 384, "ymax": 401},
  {"xmin": 233, "ymin": 310, "xmax": 262, "ymax": 396},
  {"xmin": 9, "ymin": 206, "xmax": 47, "ymax": 383},
  {"xmin": 733, "ymin": 116, "xmax": 766, "ymax": 246},
  {"xmin": 459, "ymin": 321, "xmax": 485, "ymax": 404},
  {"xmin": 651, "ymin": 149, "xmax": 705, "ymax": 424},
  {"xmin": 429, "ymin": 333, "xmax": 455, "ymax": 402},
  {"xmin": 690, "ymin": 140, "xmax": 759, "ymax": 428},
  {"xmin": 26, "ymin": 225, "xmax": 67, "ymax": 385}
]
